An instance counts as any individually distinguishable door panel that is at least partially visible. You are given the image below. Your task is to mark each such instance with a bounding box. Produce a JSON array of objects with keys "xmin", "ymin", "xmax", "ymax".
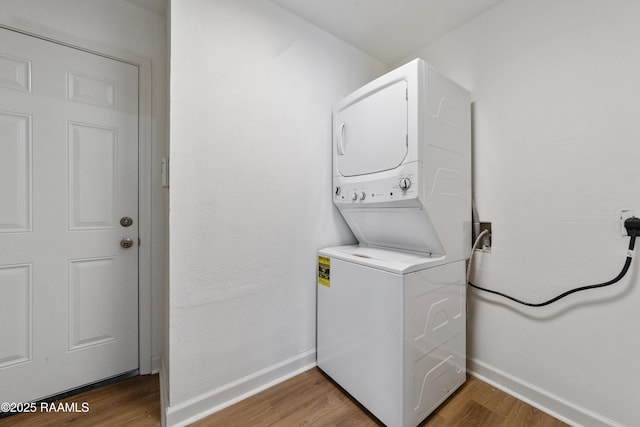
[
  {"xmin": 0, "ymin": 111, "xmax": 31, "ymax": 232},
  {"xmin": 67, "ymin": 70, "xmax": 117, "ymax": 109},
  {"xmin": 68, "ymin": 257, "xmax": 116, "ymax": 350},
  {"xmin": 68, "ymin": 122, "xmax": 117, "ymax": 230},
  {"xmin": 0, "ymin": 264, "xmax": 31, "ymax": 368},
  {"xmin": 0, "ymin": 53, "xmax": 30, "ymax": 92},
  {"xmin": 0, "ymin": 27, "xmax": 138, "ymax": 404}
]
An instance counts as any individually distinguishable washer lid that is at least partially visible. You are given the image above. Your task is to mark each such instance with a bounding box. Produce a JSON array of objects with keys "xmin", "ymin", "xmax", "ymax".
[
  {"xmin": 335, "ymin": 80, "xmax": 408, "ymax": 177},
  {"xmin": 319, "ymin": 245, "xmax": 444, "ymax": 274}
]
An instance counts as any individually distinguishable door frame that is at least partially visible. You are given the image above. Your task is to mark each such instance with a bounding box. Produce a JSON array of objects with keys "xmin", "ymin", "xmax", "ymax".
[{"xmin": 0, "ymin": 16, "xmax": 154, "ymax": 374}]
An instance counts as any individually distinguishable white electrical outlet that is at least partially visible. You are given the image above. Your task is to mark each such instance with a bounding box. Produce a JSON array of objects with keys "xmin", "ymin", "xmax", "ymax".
[{"xmin": 620, "ymin": 210, "xmax": 640, "ymax": 236}]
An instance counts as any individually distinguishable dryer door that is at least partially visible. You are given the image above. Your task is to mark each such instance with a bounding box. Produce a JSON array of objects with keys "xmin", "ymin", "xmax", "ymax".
[{"xmin": 336, "ymin": 80, "xmax": 408, "ymax": 177}]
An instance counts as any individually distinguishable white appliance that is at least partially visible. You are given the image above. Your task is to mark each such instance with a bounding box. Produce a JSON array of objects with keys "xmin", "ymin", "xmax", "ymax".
[{"xmin": 317, "ymin": 59, "xmax": 471, "ymax": 427}]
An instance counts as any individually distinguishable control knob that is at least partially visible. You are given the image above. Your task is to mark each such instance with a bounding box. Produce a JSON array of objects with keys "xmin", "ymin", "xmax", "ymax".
[
  {"xmin": 399, "ymin": 177, "xmax": 412, "ymax": 191},
  {"xmin": 351, "ymin": 192, "xmax": 358, "ymax": 201},
  {"xmin": 359, "ymin": 192, "xmax": 366, "ymax": 201}
]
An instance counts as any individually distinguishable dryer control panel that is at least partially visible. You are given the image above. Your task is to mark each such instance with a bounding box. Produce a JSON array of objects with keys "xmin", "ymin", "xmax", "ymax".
[{"xmin": 333, "ymin": 163, "xmax": 422, "ymax": 208}]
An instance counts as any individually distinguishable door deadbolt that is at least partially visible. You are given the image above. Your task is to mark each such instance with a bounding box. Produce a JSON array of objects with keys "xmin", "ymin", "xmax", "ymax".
[
  {"xmin": 120, "ymin": 238, "xmax": 134, "ymax": 249},
  {"xmin": 120, "ymin": 216, "xmax": 133, "ymax": 227}
]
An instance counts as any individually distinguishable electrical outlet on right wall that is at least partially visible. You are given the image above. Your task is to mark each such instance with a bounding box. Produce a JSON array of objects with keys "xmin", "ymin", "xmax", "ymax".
[
  {"xmin": 473, "ymin": 222, "xmax": 492, "ymax": 252},
  {"xmin": 621, "ymin": 210, "xmax": 640, "ymax": 236}
]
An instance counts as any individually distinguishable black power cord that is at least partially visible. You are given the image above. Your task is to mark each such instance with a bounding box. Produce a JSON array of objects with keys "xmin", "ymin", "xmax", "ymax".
[{"xmin": 467, "ymin": 217, "xmax": 640, "ymax": 307}]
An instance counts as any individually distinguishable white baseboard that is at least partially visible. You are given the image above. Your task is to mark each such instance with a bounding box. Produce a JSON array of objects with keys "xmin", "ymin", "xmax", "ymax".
[
  {"xmin": 152, "ymin": 356, "xmax": 162, "ymax": 374},
  {"xmin": 165, "ymin": 349, "xmax": 317, "ymax": 427},
  {"xmin": 467, "ymin": 357, "xmax": 622, "ymax": 427}
]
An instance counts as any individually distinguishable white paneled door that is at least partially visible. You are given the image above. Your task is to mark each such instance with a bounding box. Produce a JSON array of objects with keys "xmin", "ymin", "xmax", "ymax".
[{"xmin": 0, "ymin": 27, "xmax": 139, "ymax": 403}]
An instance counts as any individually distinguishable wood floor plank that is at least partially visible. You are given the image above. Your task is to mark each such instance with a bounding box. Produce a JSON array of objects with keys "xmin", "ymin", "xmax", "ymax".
[
  {"xmin": 473, "ymin": 382, "xmax": 519, "ymax": 417},
  {"xmin": 503, "ymin": 399, "xmax": 567, "ymax": 427},
  {"xmin": 446, "ymin": 400, "xmax": 507, "ymax": 427}
]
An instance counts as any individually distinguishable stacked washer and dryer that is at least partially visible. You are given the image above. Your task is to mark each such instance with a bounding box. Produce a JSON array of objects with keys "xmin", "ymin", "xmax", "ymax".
[{"xmin": 317, "ymin": 59, "xmax": 471, "ymax": 427}]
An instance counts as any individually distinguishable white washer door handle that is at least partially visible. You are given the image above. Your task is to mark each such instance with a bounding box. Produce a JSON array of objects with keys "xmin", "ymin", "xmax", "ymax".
[{"xmin": 337, "ymin": 122, "xmax": 345, "ymax": 155}]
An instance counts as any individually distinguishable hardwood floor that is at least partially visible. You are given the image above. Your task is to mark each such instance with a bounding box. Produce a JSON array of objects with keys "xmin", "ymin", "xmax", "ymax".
[
  {"xmin": 193, "ymin": 368, "xmax": 568, "ymax": 427},
  {"xmin": 0, "ymin": 369, "xmax": 567, "ymax": 426},
  {"xmin": 0, "ymin": 375, "xmax": 160, "ymax": 427}
]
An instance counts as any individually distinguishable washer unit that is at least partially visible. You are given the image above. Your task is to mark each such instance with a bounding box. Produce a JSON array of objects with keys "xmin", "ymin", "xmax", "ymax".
[
  {"xmin": 317, "ymin": 246, "xmax": 466, "ymax": 427},
  {"xmin": 317, "ymin": 59, "xmax": 471, "ymax": 427}
]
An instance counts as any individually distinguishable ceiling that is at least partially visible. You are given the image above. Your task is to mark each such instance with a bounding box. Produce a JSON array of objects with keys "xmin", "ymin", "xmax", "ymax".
[
  {"xmin": 271, "ymin": 0, "xmax": 504, "ymax": 64},
  {"xmin": 125, "ymin": 0, "xmax": 504, "ymax": 64}
]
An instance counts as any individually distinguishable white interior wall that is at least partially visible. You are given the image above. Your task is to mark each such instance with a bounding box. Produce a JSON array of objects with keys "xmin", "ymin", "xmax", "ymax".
[
  {"xmin": 168, "ymin": 0, "xmax": 386, "ymax": 423},
  {"xmin": 409, "ymin": 1, "xmax": 640, "ymax": 425},
  {"xmin": 0, "ymin": 0, "xmax": 168, "ymax": 370}
]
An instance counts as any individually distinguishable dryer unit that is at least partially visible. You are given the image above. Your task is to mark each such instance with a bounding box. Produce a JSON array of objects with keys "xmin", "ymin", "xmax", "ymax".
[
  {"xmin": 318, "ymin": 59, "xmax": 471, "ymax": 427},
  {"xmin": 332, "ymin": 58, "xmax": 471, "ymax": 259}
]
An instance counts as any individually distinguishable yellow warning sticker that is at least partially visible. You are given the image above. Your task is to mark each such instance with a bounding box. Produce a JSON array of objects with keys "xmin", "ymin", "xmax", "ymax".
[{"xmin": 318, "ymin": 256, "xmax": 330, "ymax": 287}]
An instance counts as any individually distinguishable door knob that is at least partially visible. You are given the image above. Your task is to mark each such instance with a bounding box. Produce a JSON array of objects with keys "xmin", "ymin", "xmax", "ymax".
[
  {"xmin": 120, "ymin": 238, "xmax": 134, "ymax": 249},
  {"xmin": 120, "ymin": 216, "xmax": 133, "ymax": 227}
]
